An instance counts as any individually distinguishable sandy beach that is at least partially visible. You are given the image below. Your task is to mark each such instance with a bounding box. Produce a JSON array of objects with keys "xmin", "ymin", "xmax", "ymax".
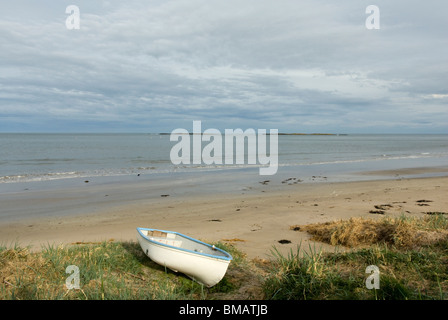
[{"xmin": 1, "ymin": 167, "xmax": 447, "ymax": 260}]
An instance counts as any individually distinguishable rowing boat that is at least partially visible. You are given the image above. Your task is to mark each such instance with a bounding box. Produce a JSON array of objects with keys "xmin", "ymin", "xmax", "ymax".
[{"xmin": 136, "ymin": 227, "xmax": 232, "ymax": 287}]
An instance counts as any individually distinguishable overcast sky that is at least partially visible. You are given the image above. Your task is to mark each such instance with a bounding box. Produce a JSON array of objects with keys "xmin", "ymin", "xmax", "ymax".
[{"xmin": 0, "ymin": 0, "xmax": 447, "ymax": 133}]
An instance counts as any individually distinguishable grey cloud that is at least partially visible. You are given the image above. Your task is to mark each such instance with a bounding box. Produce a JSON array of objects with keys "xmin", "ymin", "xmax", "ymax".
[{"xmin": 0, "ymin": 0, "xmax": 446, "ymax": 133}]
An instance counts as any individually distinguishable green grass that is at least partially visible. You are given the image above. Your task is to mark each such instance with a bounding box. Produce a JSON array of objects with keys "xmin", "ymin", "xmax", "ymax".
[
  {"xmin": 263, "ymin": 242, "xmax": 448, "ymax": 300},
  {"xmin": 0, "ymin": 240, "xmax": 259, "ymax": 300},
  {"xmin": 264, "ymin": 214, "xmax": 448, "ymax": 300},
  {"xmin": 1, "ymin": 215, "xmax": 447, "ymax": 300}
]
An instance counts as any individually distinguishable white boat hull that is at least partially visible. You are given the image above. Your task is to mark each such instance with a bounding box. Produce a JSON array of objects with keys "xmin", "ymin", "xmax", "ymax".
[{"xmin": 137, "ymin": 228, "xmax": 232, "ymax": 287}]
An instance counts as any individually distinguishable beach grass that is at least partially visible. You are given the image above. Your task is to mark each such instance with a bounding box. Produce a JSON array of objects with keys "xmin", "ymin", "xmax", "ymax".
[
  {"xmin": 1, "ymin": 215, "xmax": 447, "ymax": 300},
  {"xmin": 263, "ymin": 241, "xmax": 448, "ymax": 300},
  {"xmin": 0, "ymin": 239, "xmax": 262, "ymax": 300},
  {"xmin": 296, "ymin": 214, "xmax": 448, "ymax": 248},
  {"xmin": 264, "ymin": 214, "xmax": 448, "ymax": 300}
]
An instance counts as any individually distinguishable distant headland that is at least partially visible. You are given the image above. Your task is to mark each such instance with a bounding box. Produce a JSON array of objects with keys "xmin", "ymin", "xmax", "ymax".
[{"xmin": 158, "ymin": 132, "xmax": 345, "ymax": 135}]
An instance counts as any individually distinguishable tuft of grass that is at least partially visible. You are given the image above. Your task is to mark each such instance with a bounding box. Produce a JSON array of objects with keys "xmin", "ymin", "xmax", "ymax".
[
  {"xmin": 263, "ymin": 244, "xmax": 368, "ymax": 300},
  {"xmin": 265, "ymin": 215, "xmax": 448, "ymax": 300},
  {"xmin": 263, "ymin": 241, "xmax": 448, "ymax": 300},
  {"xmin": 299, "ymin": 215, "xmax": 448, "ymax": 248}
]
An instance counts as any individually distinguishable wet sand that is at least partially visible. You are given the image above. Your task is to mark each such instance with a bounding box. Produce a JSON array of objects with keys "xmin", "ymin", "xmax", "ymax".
[{"xmin": 0, "ymin": 170, "xmax": 447, "ymax": 259}]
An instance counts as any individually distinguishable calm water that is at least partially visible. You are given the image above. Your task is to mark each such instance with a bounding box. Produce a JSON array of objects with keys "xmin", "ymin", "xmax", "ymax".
[{"xmin": 0, "ymin": 133, "xmax": 447, "ymax": 184}]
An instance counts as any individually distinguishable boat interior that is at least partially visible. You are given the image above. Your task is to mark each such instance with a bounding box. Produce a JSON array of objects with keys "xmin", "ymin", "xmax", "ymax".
[{"xmin": 141, "ymin": 229, "xmax": 230, "ymax": 258}]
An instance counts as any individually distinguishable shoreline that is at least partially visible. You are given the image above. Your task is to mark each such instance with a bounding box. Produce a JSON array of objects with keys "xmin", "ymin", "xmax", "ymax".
[{"xmin": 1, "ymin": 169, "xmax": 447, "ymax": 259}]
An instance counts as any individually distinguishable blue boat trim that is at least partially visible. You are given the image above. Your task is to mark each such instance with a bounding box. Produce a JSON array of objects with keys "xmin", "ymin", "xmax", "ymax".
[{"xmin": 137, "ymin": 227, "xmax": 233, "ymax": 261}]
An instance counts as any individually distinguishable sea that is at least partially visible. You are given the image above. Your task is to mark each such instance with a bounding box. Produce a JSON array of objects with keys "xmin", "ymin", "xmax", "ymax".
[{"xmin": 1, "ymin": 133, "xmax": 447, "ymax": 186}]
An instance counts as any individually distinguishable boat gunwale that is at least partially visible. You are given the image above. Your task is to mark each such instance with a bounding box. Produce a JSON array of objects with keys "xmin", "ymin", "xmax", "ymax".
[{"xmin": 137, "ymin": 227, "xmax": 233, "ymax": 262}]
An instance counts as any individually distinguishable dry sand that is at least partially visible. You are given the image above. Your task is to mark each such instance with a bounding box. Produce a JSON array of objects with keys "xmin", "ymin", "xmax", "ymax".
[{"xmin": 0, "ymin": 175, "xmax": 447, "ymax": 259}]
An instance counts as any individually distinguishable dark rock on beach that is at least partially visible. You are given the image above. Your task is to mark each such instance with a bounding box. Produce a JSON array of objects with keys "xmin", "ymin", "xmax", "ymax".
[{"xmin": 369, "ymin": 210, "xmax": 385, "ymax": 214}]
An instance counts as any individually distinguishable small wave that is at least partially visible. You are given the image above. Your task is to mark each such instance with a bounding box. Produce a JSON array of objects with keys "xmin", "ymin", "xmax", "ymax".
[
  {"xmin": 0, "ymin": 172, "xmax": 81, "ymax": 183},
  {"xmin": 1, "ymin": 152, "xmax": 446, "ymax": 183},
  {"xmin": 0, "ymin": 166, "xmax": 189, "ymax": 183},
  {"xmin": 279, "ymin": 152, "xmax": 446, "ymax": 167}
]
